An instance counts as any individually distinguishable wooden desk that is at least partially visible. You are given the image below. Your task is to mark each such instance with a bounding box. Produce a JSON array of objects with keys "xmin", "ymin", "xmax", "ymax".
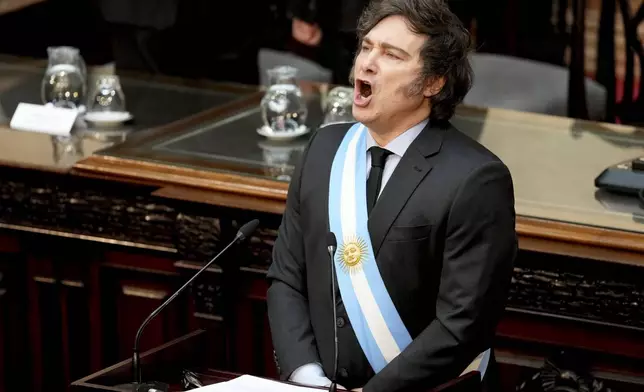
[
  {"xmin": 0, "ymin": 61, "xmax": 643, "ymax": 392},
  {"xmin": 75, "ymin": 89, "xmax": 644, "ymax": 265}
]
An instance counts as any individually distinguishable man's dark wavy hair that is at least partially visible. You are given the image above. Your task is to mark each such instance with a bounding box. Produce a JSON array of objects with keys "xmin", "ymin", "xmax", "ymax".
[{"xmin": 355, "ymin": 0, "xmax": 474, "ymax": 125}]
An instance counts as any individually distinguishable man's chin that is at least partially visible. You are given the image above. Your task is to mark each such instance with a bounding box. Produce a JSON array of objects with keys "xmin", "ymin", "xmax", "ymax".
[{"xmin": 352, "ymin": 105, "xmax": 372, "ymax": 124}]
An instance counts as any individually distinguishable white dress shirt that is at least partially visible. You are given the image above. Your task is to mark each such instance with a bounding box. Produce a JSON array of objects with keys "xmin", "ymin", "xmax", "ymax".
[
  {"xmin": 288, "ymin": 118, "xmax": 428, "ymax": 388},
  {"xmin": 365, "ymin": 118, "xmax": 428, "ymax": 198}
]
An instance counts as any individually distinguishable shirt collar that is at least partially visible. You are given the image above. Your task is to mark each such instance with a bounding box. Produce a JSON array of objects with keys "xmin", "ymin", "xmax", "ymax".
[{"xmin": 365, "ymin": 118, "xmax": 429, "ymax": 157}]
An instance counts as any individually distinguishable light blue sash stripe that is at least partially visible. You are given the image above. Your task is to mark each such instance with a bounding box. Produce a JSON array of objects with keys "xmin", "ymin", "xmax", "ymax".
[
  {"xmin": 329, "ymin": 123, "xmax": 388, "ymax": 372},
  {"xmin": 351, "ymin": 131, "xmax": 413, "ymax": 352},
  {"xmin": 478, "ymin": 349, "xmax": 490, "ymax": 378}
]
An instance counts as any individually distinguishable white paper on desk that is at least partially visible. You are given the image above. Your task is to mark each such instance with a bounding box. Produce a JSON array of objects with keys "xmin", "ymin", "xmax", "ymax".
[
  {"xmin": 191, "ymin": 375, "xmax": 322, "ymax": 392},
  {"xmin": 9, "ymin": 102, "xmax": 77, "ymax": 136}
]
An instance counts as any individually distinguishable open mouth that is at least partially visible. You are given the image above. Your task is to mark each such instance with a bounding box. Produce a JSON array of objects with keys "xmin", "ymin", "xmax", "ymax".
[
  {"xmin": 358, "ymin": 79, "xmax": 372, "ymax": 98},
  {"xmin": 354, "ymin": 79, "xmax": 373, "ymax": 108}
]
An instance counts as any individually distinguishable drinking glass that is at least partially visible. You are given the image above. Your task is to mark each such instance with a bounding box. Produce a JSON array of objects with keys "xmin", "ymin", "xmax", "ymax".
[
  {"xmin": 322, "ymin": 86, "xmax": 354, "ymax": 125},
  {"xmin": 87, "ymin": 75, "xmax": 126, "ymax": 113}
]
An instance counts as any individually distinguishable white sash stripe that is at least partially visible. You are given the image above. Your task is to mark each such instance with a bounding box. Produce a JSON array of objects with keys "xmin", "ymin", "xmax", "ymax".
[
  {"xmin": 347, "ymin": 270, "xmax": 402, "ymax": 362},
  {"xmin": 339, "ymin": 126, "xmax": 361, "ymax": 236}
]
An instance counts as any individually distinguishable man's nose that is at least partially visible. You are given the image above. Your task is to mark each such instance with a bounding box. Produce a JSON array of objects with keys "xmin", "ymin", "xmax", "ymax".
[{"xmin": 360, "ymin": 53, "xmax": 378, "ymax": 74}]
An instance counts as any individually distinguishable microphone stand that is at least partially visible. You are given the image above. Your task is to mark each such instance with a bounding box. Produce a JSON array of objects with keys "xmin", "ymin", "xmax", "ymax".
[
  {"xmin": 131, "ymin": 220, "xmax": 259, "ymax": 392},
  {"xmin": 327, "ymin": 241, "xmax": 339, "ymax": 392}
]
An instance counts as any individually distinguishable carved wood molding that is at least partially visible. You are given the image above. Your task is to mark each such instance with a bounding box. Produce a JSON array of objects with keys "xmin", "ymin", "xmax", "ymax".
[
  {"xmin": 33, "ymin": 276, "xmax": 85, "ymax": 288},
  {"xmin": 72, "ymin": 158, "xmax": 644, "ymax": 265},
  {"xmin": 74, "ymin": 155, "xmax": 289, "ymax": 201},
  {"xmin": 0, "ymin": 223, "xmax": 177, "ymax": 253},
  {"xmin": 517, "ymin": 217, "xmax": 644, "ymax": 265},
  {"xmin": 122, "ymin": 285, "xmax": 167, "ymax": 300}
]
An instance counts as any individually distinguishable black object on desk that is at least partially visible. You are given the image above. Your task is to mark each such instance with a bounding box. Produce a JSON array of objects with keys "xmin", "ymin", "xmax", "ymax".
[{"xmin": 595, "ymin": 156, "xmax": 644, "ymax": 208}]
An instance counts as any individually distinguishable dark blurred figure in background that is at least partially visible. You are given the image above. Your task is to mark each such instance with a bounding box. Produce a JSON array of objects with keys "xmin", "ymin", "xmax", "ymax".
[
  {"xmin": 99, "ymin": 0, "xmax": 290, "ymax": 85},
  {"xmin": 0, "ymin": 0, "xmax": 113, "ymax": 66},
  {"xmin": 0, "ymin": 0, "xmax": 290, "ymax": 85},
  {"xmin": 98, "ymin": 0, "xmax": 178, "ymax": 74},
  {"xmin": 288, "ymin": 0, "xmax": 368, "ymax": 85}
]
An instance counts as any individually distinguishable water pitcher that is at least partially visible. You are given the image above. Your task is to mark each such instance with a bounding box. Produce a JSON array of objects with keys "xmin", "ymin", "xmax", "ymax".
[
  {"xmin": 260, "ymin": 66, "xmax": 308, "ymax": 133},
  {"xmin": 41, "ymin": 46, "xmax": 87, "ymax": 109}
]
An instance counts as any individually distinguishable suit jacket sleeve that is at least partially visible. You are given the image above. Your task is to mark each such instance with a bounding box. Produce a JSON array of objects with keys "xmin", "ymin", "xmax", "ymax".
[
  {"xmin": 267, "ymin": 130, "xmax": 322, "ymax": 380},
  {"xmin": 364, "ymin": 161, "xmax": 517, "ymax": 392}
]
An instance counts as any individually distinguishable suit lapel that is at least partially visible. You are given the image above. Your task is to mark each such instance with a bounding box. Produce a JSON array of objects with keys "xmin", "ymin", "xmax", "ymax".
[{"xmin": 368, "ymin": 122, "xmax": 446, "ymax": 256}]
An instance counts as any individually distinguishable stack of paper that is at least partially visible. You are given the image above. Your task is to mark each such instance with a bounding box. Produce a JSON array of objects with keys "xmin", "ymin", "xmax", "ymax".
[{"xmin": 192, "ymin": 375, "xmax": 322, "ymax": 392}]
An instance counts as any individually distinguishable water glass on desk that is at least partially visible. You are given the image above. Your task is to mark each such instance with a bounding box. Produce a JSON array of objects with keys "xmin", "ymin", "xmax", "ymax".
[
  {"xmin": 322, "ymin": 86, "xmax": 354, "ymax": 125},
  {"xmin": 88, "ymin": 75, "xmax": 126, "ymax": 113},
  {"xmin": 51, "ymin": 134, "xmax": 83, "ymax": 165}
]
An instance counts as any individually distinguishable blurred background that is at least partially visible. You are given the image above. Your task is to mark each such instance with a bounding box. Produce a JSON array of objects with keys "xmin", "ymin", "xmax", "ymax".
[{"xmin": 1, "ymin": 0, "xmax": 642, "ymax": 125}]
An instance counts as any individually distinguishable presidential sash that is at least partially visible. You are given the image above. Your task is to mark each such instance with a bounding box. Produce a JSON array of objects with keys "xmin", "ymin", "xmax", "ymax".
[{"xmin": 327, "ymin": 122, "xmax": 490, "ymax": 379}]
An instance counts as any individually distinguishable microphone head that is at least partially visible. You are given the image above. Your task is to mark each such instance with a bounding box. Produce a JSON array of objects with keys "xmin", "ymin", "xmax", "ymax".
[
  {"xmin": 236, "ymin": 219, "xmax": 260, "ymax": 241},
  {"xmin": 326, "ymin": 232, "xmax": 337, "ymax": 249}
]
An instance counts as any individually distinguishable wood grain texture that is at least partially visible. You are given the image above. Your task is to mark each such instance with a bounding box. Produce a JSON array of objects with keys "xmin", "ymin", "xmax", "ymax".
[{"xmin": 517, "ymin": 217, "xmax": 644, "ymax": 263}]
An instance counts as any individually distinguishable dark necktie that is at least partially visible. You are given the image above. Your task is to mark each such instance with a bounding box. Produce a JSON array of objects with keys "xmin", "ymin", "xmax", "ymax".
[{"xmin": 367, "ymin": 146, "xmax": 392, "ymax": 215}]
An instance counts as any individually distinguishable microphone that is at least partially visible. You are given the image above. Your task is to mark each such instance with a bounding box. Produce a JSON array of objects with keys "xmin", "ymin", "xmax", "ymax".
[
  {"xmin": 326, "ymin": 232, "xmax": 339, "ymax": 392},
  {"xmin": 130, "ymin": 219, "xmax": 260, "ymax": 391}
]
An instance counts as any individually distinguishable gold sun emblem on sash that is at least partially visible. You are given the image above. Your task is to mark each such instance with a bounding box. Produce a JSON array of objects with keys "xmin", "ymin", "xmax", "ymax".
[{"xmin": 338, "ymin": 236, "xmax": 369, "ymax": 274}]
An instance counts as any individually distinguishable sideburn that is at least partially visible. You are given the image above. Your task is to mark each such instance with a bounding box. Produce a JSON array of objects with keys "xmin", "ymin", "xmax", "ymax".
[{"xmin": 403, "ymin": 74, "xmax": 428, "ymax": 98}]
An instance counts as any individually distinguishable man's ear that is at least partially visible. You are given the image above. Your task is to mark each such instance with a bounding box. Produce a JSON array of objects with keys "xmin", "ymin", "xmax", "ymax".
[{"xmin": 423, "ymin": 76, "xmax": 445, "ymax": 98}]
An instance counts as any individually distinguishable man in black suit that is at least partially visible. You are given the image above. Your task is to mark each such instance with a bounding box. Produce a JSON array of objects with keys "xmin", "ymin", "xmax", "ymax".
[{"xmin": 267, "ymin": 1, "xmax": 517, "ymax": 391}]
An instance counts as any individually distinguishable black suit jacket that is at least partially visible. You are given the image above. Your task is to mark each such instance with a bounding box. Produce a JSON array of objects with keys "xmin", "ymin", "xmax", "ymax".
[{"xmin": 267, "ymin": 121, "xmax": 517, "ymax": 392}]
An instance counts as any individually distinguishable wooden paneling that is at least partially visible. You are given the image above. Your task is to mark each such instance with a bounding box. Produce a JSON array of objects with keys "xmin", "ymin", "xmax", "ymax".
[
  {"xmin": 23, "ymin": 238, "xmax": 101, "ymax": 392},
  {"xmin": 99, "ymin": 256, "xmax": 189, "ymax": 366},
  {"xmin": 0, "ymin": 240, "xmax": 27, "ymax": 392},
  {"xmin": 0, "ymin": 230, "xmax": 193, "ymax": 392},
  {"xmin": 60, "ymin": 279, "xmax": 91, "ymax": 387},
  {"xmin": 2, "ymin": 206, "xmax": 644, "ymax": 392}
]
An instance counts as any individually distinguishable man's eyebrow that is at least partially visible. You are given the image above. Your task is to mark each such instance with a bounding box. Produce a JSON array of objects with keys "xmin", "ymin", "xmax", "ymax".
[
  {"xmin": 363, "ymin": 37, "xmax": 410, "ymax": 57},
  {"xmin": 381, "ymin": 42, "xmax": 410, "ymax": 57}
]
